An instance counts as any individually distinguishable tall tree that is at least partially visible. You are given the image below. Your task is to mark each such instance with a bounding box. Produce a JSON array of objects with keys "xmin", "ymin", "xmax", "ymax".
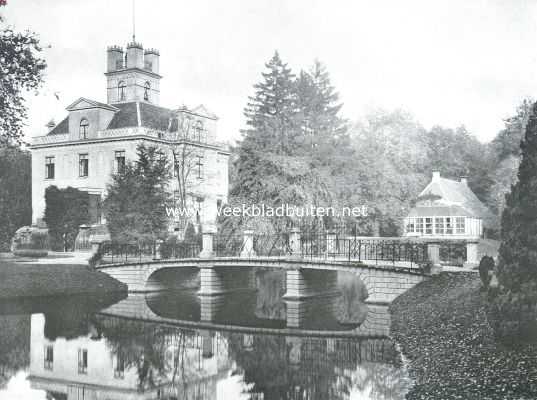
[
  {"xmin": 496, "ymin": 101, "xmax": 537, "ymax": 300},
  {"xmin": 105, "ymin": 144, "xmax": 171, "ymax": 243},
  {"xmin": 486, "ymin": 99, "xmax": 533, "ymax": 225},
  {"xmin": 242, "ymin": 51, "xmax": 297, "ymax": 155},
  {"xmin": 0, "ymin": 11, "xmax": 47, "ymax": 145},
  {"xmin": 233, "ymin": 51, "xmax": 303, "ymax": 214}
]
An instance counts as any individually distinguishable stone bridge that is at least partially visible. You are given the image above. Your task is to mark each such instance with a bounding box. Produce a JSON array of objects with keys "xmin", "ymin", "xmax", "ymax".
[
  {"xmin": 97, "ymin": 292, "xmax": 394, "ymax": 338},
  {"xmin": 97, "ymin": 256, "xmax": 428, "ymax": 305}
]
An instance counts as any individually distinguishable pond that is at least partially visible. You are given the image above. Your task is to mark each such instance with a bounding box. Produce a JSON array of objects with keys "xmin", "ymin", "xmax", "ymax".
[{"xmin": 0, "ymin": 269, "xmax": 413, "ymax": 399}]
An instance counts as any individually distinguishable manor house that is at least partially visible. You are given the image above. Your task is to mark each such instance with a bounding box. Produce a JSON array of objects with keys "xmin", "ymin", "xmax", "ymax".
[{"xmin": 30, "ymin": 41, "xmax": 229, "ymax": 232}]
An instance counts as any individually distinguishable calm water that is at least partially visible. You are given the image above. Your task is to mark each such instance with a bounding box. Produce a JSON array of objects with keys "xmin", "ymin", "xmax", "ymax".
[{"xmin": 0, "ymin": 269, "xmax": 412, "ymax": 400}]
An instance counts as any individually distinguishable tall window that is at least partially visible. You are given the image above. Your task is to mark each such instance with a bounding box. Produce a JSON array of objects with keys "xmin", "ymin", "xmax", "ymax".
[
  {"xmin": 445, "ymin": 217, "xmax": 453, "ymax": 234},
  {"xmin": 196, "ymin": 155, "xmax": 203, "ymax": 179},
  {"xmin": 115, "ymin": 150, "xmax": 125, "ymax": 173},
  {"xmin": 118, "ymin": 81, "xmax": 126, "ymax": 101},
  {"xmin": 194, "ymin": 120, "xmax": 205, "ymax": 142},
  {"xmin": 78, "ymin": 348, "xmax": 88, "ymax": 374},
  {"xmin": 144, "ymin": 81, "xmax": 151, "ymax": 101},
  {"xmin": 45, "ymin": 156, "xmax": 55, "ymax": 179},
  {"xmin": 44, "ymin": 345, "xmax": 53, "ymax": 370},
  {"xmin": 79, "ymin": 118, "xmax": 89, "ymax": 139},
  {"xmin": 455, "ymin": 217, "xmax": 465, "ymax": 234},
  {"xmin": 416, "ymin": 218, "xmax": 424, "ymax": 234},
  {"xmin": 405, "ymin": 218, "xmax": 415, "ymax": 234},
  {"xmin": 79, "ymin": 154, "xmax": 89, "ymax": 177},
  {"xmin": 425, "ymin": 218, "xmax": 433, "ymax": 235},
  {"xmin": 114, "ymin": 354, "xmax": 125, "ymax": 379}
]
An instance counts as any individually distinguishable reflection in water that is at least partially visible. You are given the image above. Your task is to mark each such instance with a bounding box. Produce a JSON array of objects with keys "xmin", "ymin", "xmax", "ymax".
[{"xmin": 0, "ymin": 269, "xmax": 412, "ymax": 399}]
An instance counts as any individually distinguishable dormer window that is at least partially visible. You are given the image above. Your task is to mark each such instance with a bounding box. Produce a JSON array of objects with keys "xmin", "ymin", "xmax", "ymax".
[
  {"xmin": 79, "ymin": 118, "xmax": 89, "ymax": 139},
  {"xmin": 144, "ymin": 81, "xmax": 150, "ymax": 101},
  {"xmin": 118, "ymin": 81, "xmax": 126, "ymax": 101}
]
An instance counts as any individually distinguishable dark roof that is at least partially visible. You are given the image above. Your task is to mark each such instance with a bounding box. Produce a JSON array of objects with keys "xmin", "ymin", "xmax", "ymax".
[
  {"xmin": 106, "ymin": 102, "xmax": 138, "ymax": 129},
  {"xmin": 48, "ymin": 117, "xmax": 69, "ymax": 135},
  {"xmin": 106, "ymin": 102, "xmax": 178, "ymax": 131},
  {"xmin": 139, "ymin": 102, "xmax": 177, "ymax": 131},
  {"xmin": 47, "ymin": 101, "xmax": 180, "ymax": 135}
]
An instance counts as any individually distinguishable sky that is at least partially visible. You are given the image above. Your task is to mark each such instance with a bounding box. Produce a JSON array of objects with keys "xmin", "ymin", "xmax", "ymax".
[{"xmin": 3, "ymin": 0, "xmax": 537, "ymax": 144}]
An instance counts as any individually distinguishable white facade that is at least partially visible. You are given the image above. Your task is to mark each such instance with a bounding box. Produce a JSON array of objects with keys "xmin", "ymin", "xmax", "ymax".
[{"xmin": 30, "ymin": 42, "xmax": 229, "ymax": 231}]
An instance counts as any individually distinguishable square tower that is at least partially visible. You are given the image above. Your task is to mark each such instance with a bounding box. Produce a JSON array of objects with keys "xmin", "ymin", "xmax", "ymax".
[{"xmin": 105, "ymin": 42, "xmax": 161, "ymax": 105}]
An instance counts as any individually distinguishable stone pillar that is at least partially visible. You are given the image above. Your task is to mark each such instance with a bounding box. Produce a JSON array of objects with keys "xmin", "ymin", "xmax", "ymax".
[
  {"xmin": 201, "ymin": 330, "xmax": 214, "ymax": 358},
  {"xmin": 464, "ymin": 240, "xmax": 479, "ymax": 268},
  {"xmin": 199, "ymin": 225, "xmax": 216, "ymax": 258},
  {"xmin": 155, "ymin": 239, "xmax": 164, "ymax": 260},
  {"xmin": 326, "ymin": 230, "xmax": 337, "ymax": 257},
  {"xmin": 198, "ymin": 267, "xmax": 223, "ymax": 295},
  {"xmin": 286, "ymin": 337, "xmax": 302, "ymax": 366},
  {"xmin": 289, "ymin": 228, "xmax": 301, "ymax": 258},
  {"xmin": 199, "ymin": 294, "xmax": 225, "ymax": 321},
  {"xmin": 427, "ymin": 242, "xmax": 442, "ymax": 274},
  {"xmin": 283, "ymin": 269, "xmax": 338, "ymax": 299},
  {"xmin": 241, "ymin": 230, "xmax": 256, "ymax": 257}
]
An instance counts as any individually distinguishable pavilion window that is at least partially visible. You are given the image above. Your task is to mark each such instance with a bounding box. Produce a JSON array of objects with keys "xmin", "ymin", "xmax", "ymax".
[
  {"xmin": 455, "ymin": 217, "xmax": 465, "ymax": 234},
  {"xmin": 405, "ymin": 218, "xmax": 415, "ymax": 233},
  {"xmin": 45, "ymin": 156, "xmax": 55, "ymax": 179},
  {"xmin": 416, "ymin": 218, "xmax": 424, "ymax": 234},
  {"xmin": 435, "ymin": 217, "xmax": 444, "ymax": 235},
  {"xmin": 425, "ymin": 218, "xmax": 433, "ymax": 234},
  {"xmin": 445, "ymin": 217, "xmax": 453, "ymax": 234}
]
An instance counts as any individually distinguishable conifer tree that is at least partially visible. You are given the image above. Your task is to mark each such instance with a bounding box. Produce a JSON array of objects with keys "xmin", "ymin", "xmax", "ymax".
[
  {"xmin": 105, "ymin": 144, "xmax": 171, "ymax": 243},
  {"xmin": 496, "ymin": 101, "xmax": 537, "ymax": 308}
]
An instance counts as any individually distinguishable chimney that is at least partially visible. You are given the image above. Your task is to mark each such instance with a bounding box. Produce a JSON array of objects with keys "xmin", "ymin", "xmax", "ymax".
[
  {"xmin": 460, "ymin": 175, "xmax": 468, "ymax": 185},
  {"xmin": 432, "ymin": 171, "xmax": 440, "ymax": 181}
]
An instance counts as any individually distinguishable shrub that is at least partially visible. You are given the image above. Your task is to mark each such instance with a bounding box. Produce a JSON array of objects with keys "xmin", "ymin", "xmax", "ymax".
[
  {"xmin": 13, "ymin": 249, "xmax": 48, "ymax": 257},
  {"xmin": 479, "ymin": 255, "xmax": 494, "ymax": 289}
]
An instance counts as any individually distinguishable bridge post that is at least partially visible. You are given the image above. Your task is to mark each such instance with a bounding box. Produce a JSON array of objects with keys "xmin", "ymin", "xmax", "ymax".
[
  {"xmin": 326, "ymin": 230, "xmax": 337, "ymax": 258},
  {"xmin": 199, "ymin": 225, "xmax": 216, "ymax": 258},
  {"xmin": 289, "ymin": 228, "xmax": 301, "ymax": 258},
  {"xmin": 241, "ymin": 230, "xmax": 256, "ymax": 257}
]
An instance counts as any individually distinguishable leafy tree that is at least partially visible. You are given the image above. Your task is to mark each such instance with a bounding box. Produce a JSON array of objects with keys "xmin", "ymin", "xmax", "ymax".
[
  {"xmin": 44, "ymin": 186, "xmax": 90, "ymax": 251},
  {"xmin": 349, "ymin": 109, "xmax": 429, "ymax": 235},
  {"xmin": 105, "ymin": 144, "xmax": 171, "ymax": 243},
  {"xmin": 0, "ymin": 11, "xmax": 47, "ymax": 145},
  {"xmin": 423, "ymin": 125, "xmax": 494, "ymax": 202},
  {"xmin": 494, "ymin": 101, "xmax": 537, "ymax": 332},
  {"xmin": 0, "ymin": 146, "xmax": 31, "ymax": 250},
  {"xmin": 486, "ymin": 99, "xmax": 533, "ymax": 227}
]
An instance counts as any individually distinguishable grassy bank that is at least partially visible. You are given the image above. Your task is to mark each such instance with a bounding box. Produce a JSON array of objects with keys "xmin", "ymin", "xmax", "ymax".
[
  {"xmin": 390, "ymin": 272, "xmax": 537, "ymax": 399},
  {"xmin": 0, "ymin": 260, "xmax": 126, "ymax": 298}
]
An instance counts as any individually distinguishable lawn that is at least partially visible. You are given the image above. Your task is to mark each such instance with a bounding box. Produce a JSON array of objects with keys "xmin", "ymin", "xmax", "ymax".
[{"xmin": 390, "ymin": 272, "xmax": 537, "ymax": 399}]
